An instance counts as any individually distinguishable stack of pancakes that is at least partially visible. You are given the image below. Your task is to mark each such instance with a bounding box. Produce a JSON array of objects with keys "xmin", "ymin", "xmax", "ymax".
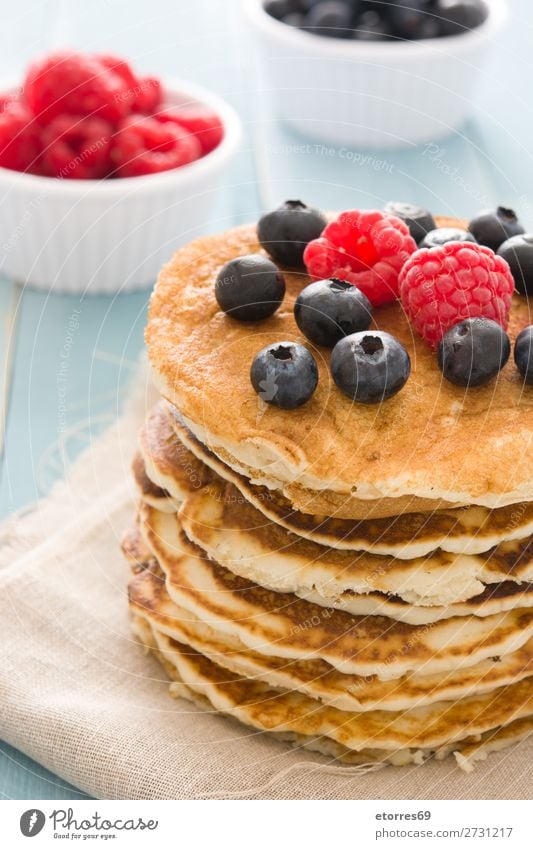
[{"xmin": 124, "ymin": 220, "xmax": 533, "ymax": 770}]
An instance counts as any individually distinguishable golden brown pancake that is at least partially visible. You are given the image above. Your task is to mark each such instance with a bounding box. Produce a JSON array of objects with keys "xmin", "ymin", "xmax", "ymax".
[
  {"xmin": 162, "ymin": 401, "xmax": 465, "ymax": 521},
  {"xmin": 177, "ymin": 480, "xmax": 533, "ymax": 622},
  {"xmin": 129, "ymin": 611, "xmax": 533, "ymax": 754},
  {"xmin": 146, "ymin": 220, "xmax": 533, "ymax": 509},
  {"xmin": 138, "ymin": 403, "xmax": 216, "ymax": 503},
  {"xmin": 131, "ymin": 452, "xmax": 178, "ymax": 512},
  {"xmin": 128, "ymin": 558, "xmax": 533, "ymax": 714},
  {"xmin": 138, "ymin": 505, "xmax": 533, "ymax": 679},
  {"xmin": 137, "ymin": 614, "xmax": 533, "ymax": 769},
  {"xmin": 138, "ymin": 404, "xmax": 533, "ymax": 559}
]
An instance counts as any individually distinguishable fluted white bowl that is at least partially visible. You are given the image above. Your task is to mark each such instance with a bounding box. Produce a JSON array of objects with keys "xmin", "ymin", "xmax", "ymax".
[
  {"xmin": 244, "ymin": 0, "xmax": 506, "ymax": 149},
  {"xmin": 0, "ymin": 78, "xmax": 241, "ymax": 294}
]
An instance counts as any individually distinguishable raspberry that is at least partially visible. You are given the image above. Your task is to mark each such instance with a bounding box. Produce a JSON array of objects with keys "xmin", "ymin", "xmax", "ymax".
[
  {"xmin": 398, "ymin": 242, "xmax": 515, "ymax": 348},
  {"xmin": 97, "ymin": 56, "xmax": 162, "ymax": 114},
  {"xmin": 110, "ymin": 115, "xmax": 201, "ymax": 177},
  {"xmin": 0, "ymin": 101, "xmax": 42, "ymax": 172},
  {"xmin": 157, "ymin": 106, "xmax": 223, "ymax": 154},
  {"xmin": 0, "ymin": 92, "xmax": 19, "ymax": 112},
  {"xmin": 24, "ymin": 51, "xmax": 130, "ymax": 124},
  {"xmin": 41, "ymin": 115, "xmax": 113, "ymax": 179},
  {"xmin": 303, "ymin": 209, "xmax": 417, "ymax": 306},
  {"xmin": 97, "ymin": 55, "xmax": 138, "ymax": 91},
  {"xmin": 134, "ymin": 76, "xmax": 162, "ymax": 114}
]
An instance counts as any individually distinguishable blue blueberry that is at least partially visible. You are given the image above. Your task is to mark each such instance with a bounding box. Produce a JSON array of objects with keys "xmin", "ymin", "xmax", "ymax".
[
  {"xmin": 468, "ymin": 207, "xmax": 525, "ymax": 253},
  {"xmin": 264, "ymin": 0, "xmax": 295, "ymax": 21},
  {"xmin": 438, "ymin": 0, "xmax": 488, "ymax": 36},
  {"xmin": 352, "ymin": 10, "xmax": 392, "ymax": 41},
  {"xmin": 497, "ymin": 234, "xmax": 533, "ymax": 296},
  {"xmin": 384, "ymin": 201, "xmax": 436, "ymax": 244},
  {"xmin": 419, "ymin": 227, "xmax": 477, "ymax": 249},
  {"xmin": 294, "ymin": 278, "xmax": 372, "ymax": 348},
  {"xmin": 330, "ymin": 331, "xmax": 411, "ymax": 404},
  {"xmin": 215, "ymin": 254, "xmax": 285, "ymax": 322},
  {"xmin": 283, "ymin": 11, "xmax": 305, "ymax": 26},
  {"xmin": 389, "ymin": 2, "xmax": 442, "ymax": 39},
  {"xmin": 257, "ymin": 199, "xmax": 327, "ymax": 269},
  {"xmin": 514, "ymin": 326, "xmax": 533, "ymax": 384},
  {"xmin": 437, "ymin": 318, "xmax": 510, "ymax": 387},
  {"xmin": 251, "ymin": 341, "xmax": 318, "ymax": 409},
  {"xmin": 303, "ymin": 1, "xmax": 355, "ymax": 38}
]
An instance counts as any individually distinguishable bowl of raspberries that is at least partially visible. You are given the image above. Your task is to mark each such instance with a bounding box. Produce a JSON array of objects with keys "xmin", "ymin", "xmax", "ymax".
[
  {"xmin": 0, "ymin": 51, "xmax": 241, "ymax": 293},
  {"xmin": 244, "ymin": 0, "xmax": 505, "ymax": 147}
]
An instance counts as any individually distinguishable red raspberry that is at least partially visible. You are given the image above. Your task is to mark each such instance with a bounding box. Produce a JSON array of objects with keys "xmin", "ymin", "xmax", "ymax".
[
  {"xmin": 0, "ymin": 92, "xmax": 19, "ymax": 112},
  {"xmin": 110, "ymin": 115, "xmax": 201, "ymax": 177},
  {"xmin": 97, "ymin": 55, "xmax": 138, "ymax": 91},
  {"xmin": 398, "ymin": 242, "xmax": 515, "ymax": 348},
  {"xmin": 41, "ymin": 115, "xmax": 113, "ymax": 179},
  {"xmin": 24, "ymin": 51, "xmax": 130, "ymax": 124},
  {"xmin": 303, "ymin": 209, "xmax": 417, "ymax": 306},
  {"xmin": 157, "ymin": 106, "xmax": 223, "ymax": 155},
  {"xmin": 97, "ymin": 56, "xmax": 162, "ymax": 114},
  {"xmin": 0, "ymin": 101, "xmax": 42, "ymax": 172},
  {"xmin": 134, "ymin": 77, "xmax": 162, "ymax": 114}
]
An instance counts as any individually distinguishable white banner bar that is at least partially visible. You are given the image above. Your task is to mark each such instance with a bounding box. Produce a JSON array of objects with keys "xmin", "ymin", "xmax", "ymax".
[{"xmin": 1, "ymin": 799, "xmax": 530, "ymax": 848}]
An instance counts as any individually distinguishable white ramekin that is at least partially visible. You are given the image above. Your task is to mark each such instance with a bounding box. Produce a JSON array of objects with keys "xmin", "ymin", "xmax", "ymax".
[
  {"xmin": 244, "ymin": 0, "xmax": 506, "ymax": 149},
  {"xmin": 0, "ymin": 79, "xmax": 241, "ymax": 294}
]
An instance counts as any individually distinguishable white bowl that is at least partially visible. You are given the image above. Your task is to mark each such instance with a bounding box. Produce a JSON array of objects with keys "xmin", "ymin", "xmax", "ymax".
[
  {"xmin": 0, "ymin": 78, "xmax": 241, "ymax": 294},
  {"xmin": 244, "ymin": 0, "xmax": 506, "ymax": 149}
]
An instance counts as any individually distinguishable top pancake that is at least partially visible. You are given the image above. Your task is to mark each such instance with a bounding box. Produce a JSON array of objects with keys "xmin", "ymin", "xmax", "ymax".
[{"xmin": 146, "ymin": 218, "xmax": 533, "ymax": 507}]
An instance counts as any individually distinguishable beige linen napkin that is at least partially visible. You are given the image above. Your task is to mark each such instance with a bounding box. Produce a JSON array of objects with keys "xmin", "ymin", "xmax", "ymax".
[{"xmin": 0, "ymin": 374, "xmax": 531, "ymax": 800}]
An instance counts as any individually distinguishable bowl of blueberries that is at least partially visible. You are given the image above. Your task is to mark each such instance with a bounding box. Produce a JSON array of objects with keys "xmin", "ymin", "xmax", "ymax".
[{"xmin": 244, "ymin": 0, "xmax": 505, "ymax": 147}]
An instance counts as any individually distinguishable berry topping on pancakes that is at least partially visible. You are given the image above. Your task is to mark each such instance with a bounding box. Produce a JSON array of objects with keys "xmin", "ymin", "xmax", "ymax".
[
  {"xmin": 294, "ymin": 278, "xmax": 373, "ymax": 348},
  {"xmin": 514, "ymin": 326, "xmax": 533, "ymax": 385},
  {"xmin": 399, "ymin": 241, "xmax": 515, "ymax": 348},
  {"xmin": 468, "ymin": 206, "xmax": 525, "ymax": 253},
  {"xmin": 215, "ymin": 254, "xmax": 285, "ymax": 322},
  {"xmin": 331, "ymin": 330, "xmax": 411, "ymax": 404},
  {"xmin": 438, "ymin": 318, "xmax": 511, "ymax": 387},
  {"xmin": 250, "ymin": 341, "xmax": 318, "ymax": 409},
  {"xmin": 258, "ymin": 200, "xmax": 327, "ymax": 269},
  {"xmin": 419, "ymin": 227, "xmax": 477, "ymax": 249},
  {"xmin": 303, "ymin": 209, "xmax": 417, "ymax": 306},
  {"xmin": 383, "ymin": 201, "xmax": 436, "ymax": 245}
]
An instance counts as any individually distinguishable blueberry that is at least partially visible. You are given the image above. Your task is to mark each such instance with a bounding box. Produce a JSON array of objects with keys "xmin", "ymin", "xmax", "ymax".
[
  {"xmin": 514, "ymin": 326, "xmax": 533, "ymax": 384},
  {"xmin": 265, "ymin": 0, "xmax": 312, "ymax": 21},
  {"xmin": 437, "ymin": 318, "xmax": 510, "ymax": 387},
  {"xmin": 283, "ymin": 11, "xmax": 305, "ymax": 26},
  {"xmin": 419, "ymin": 227, "xmax": 477, "ymax": 249},
  {"xmin": 257, "ymin": 200, "xmax": 327, "ymax": 268},
  {"xmin": 437, "ymin": 0, "xmax": 488, "ymax": 36},
  {"xmin": 331, "ymin": 331, "xmax": 411, "ymax": 404},
  {"xmin": 264, "ymin": 0, "xmax": 295, "ymax": 20},
  {"xmin": 292, "ymin": 0, "xmax": 320, "ymax": 11},
  {"xmin": 497, "ymin": 234, "xmax": 533, "ymax": 297},
  {"xmin": 294, "ymin": 278, "xmax": 373, "ymax": 347},
  {"xmin": 303, "ymin": 1, "xmax": 355, "ymax": 38},
  {"xmin": 215, "ymin": 254, "xmax": 285, "ymax": 322},
  {"xmin": 250, "ymin": 341, "xmax": 318, "ymax": 409},
  {"xmin": 468, "ymin": 206, "xmax": 525, "ymax": 253},
  {"xmin": 352, "ymin": 10, "xmax": 392, "ymax": 41},
  {"xmin": 384, "ymin": 201, "xmax": 436, "ymax": 244},
  {"xmin": 388, "ymin": 2, "xmax": 441, "ymax": 40}
]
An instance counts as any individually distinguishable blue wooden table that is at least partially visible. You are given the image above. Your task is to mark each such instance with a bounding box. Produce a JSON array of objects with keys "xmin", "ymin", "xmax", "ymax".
[{"xmin": 0, "ymin": 0, "xmax": 531, "ymax": 799}]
